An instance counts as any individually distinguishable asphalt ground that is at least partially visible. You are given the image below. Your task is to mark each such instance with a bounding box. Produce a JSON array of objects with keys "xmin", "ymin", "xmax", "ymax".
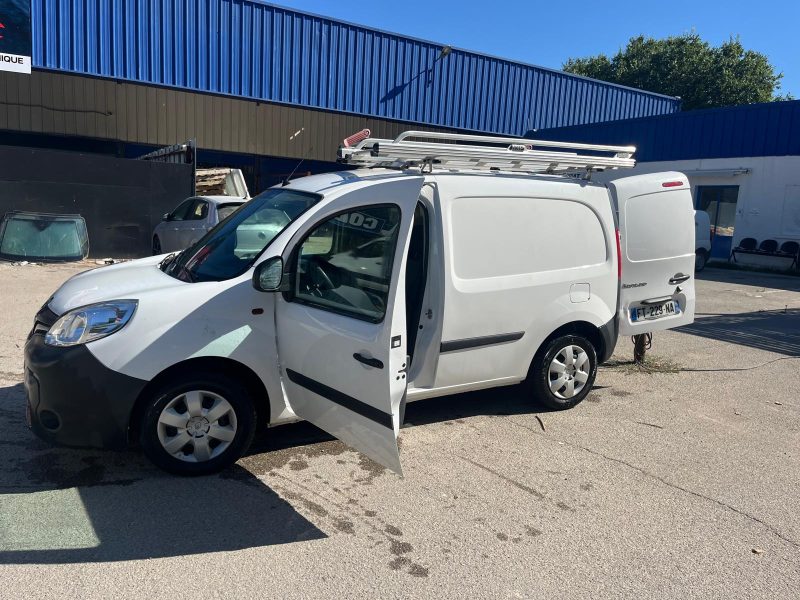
[{"xmin": 0, "ymin": 261, "xmax": 798, "ymax": 599}]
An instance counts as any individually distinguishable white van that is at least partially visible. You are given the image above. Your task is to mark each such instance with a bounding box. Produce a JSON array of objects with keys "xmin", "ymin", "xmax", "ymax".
[
  {"xmin": 694, "ymin": 210, "xmax": 712, "ymax": 271},
  {"xmin": 23, "ymin": 132, "xmax": 696, "ymax": 475}
]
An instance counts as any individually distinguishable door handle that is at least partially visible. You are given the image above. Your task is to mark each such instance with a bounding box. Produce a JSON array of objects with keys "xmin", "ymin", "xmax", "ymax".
[
  {"xmin": 669, "ymin": 273, "xmax": 691, "ymax": 285},
  {"xmin": 640, "ymin": 296, "xmax": 673, "ymax": 305},
  {"xmin": 353, "ymin": 353, "xmax": 384, "ymax": 369}
]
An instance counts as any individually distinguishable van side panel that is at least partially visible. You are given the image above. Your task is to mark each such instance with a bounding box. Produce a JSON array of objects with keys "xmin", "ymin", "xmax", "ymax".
[{"xmin": 430, "ymin": 174, "xmax": 617, "ymax": 390}]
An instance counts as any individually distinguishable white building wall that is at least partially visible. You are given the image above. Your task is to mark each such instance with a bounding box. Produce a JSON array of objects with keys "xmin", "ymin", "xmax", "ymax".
[{"xmin": 599, "ymin": 156, "xmax": 800, "ymax": 250}]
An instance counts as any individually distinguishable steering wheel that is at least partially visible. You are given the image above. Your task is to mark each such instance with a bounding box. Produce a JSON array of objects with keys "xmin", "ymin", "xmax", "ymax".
[{"xmin": 307, "ymin": 257, "xmax": 336, "ymax": 297}]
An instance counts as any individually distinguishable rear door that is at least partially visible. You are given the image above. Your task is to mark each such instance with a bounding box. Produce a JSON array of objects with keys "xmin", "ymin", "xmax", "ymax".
[
  {"xmin": 610, "ymin": 172, "xmax": 696, "ymax": 335},
  {"xmin": 274, "ymin": 176, "xmax": 424, "ymax": 474},
  {"xmin": 161, "ymin": 198, "xmax": 195, "ymax": 251}
]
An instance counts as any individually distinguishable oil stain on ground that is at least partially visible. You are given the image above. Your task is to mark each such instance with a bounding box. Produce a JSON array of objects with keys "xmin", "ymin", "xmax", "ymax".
[
  {"xmin": 385, "ymin": 525, "xmax": 403, "ymax": 536},
  {"xmin": 239, "ymin": 438, "xmax": 348, "ymax": 476}
]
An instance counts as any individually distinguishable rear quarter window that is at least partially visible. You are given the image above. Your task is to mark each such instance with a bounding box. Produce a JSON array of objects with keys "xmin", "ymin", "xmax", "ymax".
[
  {"xmin": 449, "ymin": 196, "xmax": 607, "ymax": 279},
  {"xmin": 217, "ymin": 203, "xmax": 243, "ymax": 221}
]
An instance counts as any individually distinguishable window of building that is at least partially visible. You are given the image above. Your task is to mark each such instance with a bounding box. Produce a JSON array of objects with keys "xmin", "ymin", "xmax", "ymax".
[{"xmin": 696, "ymin": 186, "xmax": 739, "ymax": 239}]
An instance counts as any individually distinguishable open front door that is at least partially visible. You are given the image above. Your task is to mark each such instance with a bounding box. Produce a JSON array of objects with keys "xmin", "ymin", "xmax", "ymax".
[
  {"xmin": 274, "ymin": 176, "xmax": 424, "ymax": 474},
  {"xmin": 610, "ymin": 172, "xmax": 696, "ymax": 336}
]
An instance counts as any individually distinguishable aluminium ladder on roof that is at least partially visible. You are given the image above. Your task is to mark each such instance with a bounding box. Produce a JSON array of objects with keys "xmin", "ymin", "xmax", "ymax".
[{"xmin": 337, "ymin": 130, "xmax": 636, "ymax": 175}]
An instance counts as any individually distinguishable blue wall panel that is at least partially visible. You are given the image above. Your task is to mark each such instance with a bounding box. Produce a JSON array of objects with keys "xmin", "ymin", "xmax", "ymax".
[
  {"xmin": 534, "ymin": 101, "xmax": 800, "ymax": 162},
  {"xmin": 29, "ymin": 0, "xmax": 680, "ymax": 135}
]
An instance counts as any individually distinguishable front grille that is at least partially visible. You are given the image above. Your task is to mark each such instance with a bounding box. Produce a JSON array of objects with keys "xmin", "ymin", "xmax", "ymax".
[{"xmin": 30, "ymin": 304, "xmax": 59, "ymax": 338}]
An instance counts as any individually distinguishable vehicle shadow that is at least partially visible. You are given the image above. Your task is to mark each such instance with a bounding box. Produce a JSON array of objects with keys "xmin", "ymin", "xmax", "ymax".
[
  {"xmin": 698, "ymin": 267, "xmax": 800, "ymax": 293},
  {"xmin": 0, "ymin": 376, "xmax": 567, "ymax": 565},
  {"xmin": 678, "ymin": 308, "xmax": 800, "ymax": 356},
  {"xmin": 0, "ymin": 382, "xmax": 325, "ymax": 565}
]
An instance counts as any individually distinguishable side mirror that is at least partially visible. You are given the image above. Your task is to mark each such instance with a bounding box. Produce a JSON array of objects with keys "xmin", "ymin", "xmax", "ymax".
[
  {"xmin": 162, "ymin": 213, "xmax": 171, "ymax": 221},
  {"xmin": 253, "ymin": 257, "xmax": 288, "ymax": 292}
]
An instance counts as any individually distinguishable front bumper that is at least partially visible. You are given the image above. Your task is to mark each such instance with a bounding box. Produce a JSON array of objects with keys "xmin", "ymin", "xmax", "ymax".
[{"xmin": 24, "ymin": 328, "xmax": 147, "ymax": 449}]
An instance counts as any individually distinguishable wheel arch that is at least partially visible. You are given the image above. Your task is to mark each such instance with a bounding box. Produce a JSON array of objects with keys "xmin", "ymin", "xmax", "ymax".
[
  {"xmin": 528, "ymin": 320, "xmax": 606, "ymax": 376},
  {"xmin": 128, "ymin": 356, "xmax": 270, "ymax": 444}
]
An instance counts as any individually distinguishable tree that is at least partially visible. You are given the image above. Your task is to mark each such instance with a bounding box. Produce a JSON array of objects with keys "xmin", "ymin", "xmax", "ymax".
[{"xmin": 563, "ymin": 34, "xmax": 792, "ymax": 110}]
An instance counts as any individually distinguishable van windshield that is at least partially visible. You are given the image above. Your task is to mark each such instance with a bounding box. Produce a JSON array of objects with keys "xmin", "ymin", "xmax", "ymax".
[{"xmin": 162, "ymin": 188, "xmax": 322, "ymax": 282}]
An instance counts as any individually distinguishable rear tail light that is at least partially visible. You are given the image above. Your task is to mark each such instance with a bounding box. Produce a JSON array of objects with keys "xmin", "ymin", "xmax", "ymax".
[
  {"xmin": 661, "ymin": 180, "xmax": 683, "ymax": 188},
  {"xmin": 615, "ymin": 229, "xmax": 622, "ymax": 279}
]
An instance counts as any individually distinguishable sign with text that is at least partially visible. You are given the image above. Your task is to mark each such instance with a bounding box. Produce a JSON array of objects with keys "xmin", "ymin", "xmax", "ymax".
[{"xmin": 0, "ymin": 0, "xmax": 31, "ymax": 74}]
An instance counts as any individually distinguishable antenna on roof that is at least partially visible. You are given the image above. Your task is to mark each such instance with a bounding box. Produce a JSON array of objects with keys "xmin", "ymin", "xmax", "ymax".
[{"xmin": 283, "ymin": 127, "xmax": 312, "ymax": 186}]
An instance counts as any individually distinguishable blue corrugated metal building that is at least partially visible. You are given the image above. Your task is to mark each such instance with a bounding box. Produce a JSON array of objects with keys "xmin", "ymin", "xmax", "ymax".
[
  {"xmin": 1, "ymin": 0, "xmax": 680, "ymax": 192},
  {"xmin": 536, "ymin": 101, "xmax": 800, "ymax": 265},
  {"xmin": 25, "ymin": 0, "xmax": 678, "ymax": 136},
  {"xmin": 533, "ymin": 100, "xmax": 800, "ymax": 161}
]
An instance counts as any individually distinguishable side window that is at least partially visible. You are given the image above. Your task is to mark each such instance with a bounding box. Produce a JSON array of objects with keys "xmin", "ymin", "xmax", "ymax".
[
  {"xmin": 170, "ymin": 199, "xmax": 195, "ymax": 221},
  {"xmin": 217, "ymin": 202, "xmax": 243, "ymax": 221},
  {"xmin": 190, "ymin": 200, "xmax": 209, "ymax": 220},
  {"xmin": 291, "ymin": 205, "xmax": 401, "ymax": 322}
]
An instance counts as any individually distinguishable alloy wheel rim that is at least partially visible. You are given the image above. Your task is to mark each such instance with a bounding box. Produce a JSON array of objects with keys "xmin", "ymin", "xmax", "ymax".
[
  {"xmin": 548, "ymin": 345, "xmax": 590, "ymax": 399},
  {"xmin": 156, "ymin": 390, "xmax": 238, "ymax": 463}
]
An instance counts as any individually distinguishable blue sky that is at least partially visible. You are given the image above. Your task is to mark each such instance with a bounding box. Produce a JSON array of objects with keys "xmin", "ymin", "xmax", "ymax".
[{"xmin": 275, "ymin": 0, "xmax": 799, "ymax": 98}]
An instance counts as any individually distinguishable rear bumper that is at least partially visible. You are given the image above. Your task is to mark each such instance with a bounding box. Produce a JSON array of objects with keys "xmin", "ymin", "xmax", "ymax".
[
  {"xmin": 24, "ymin": 333, "xmax": 147, "ymax": 449},
  {"xmin": 598, "ymin": 317, "xmax": 618, "ymax": 363}
]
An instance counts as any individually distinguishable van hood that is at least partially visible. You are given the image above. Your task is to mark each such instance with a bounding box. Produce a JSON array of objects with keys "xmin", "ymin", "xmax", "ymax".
[{"xmin": 49, "ymin": 255, "xmax": 188, "ymax": 315}]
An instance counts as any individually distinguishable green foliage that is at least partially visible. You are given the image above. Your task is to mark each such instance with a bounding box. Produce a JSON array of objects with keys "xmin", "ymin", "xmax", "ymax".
[{"xmin": 563, "ymin": 34, "xmax": 791, "ymax": 110}]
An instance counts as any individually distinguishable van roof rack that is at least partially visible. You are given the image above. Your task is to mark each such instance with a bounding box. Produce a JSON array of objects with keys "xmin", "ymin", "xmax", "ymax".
[{"xmin": 337, "ymin": 130, "xmax": 636, "ymax": 175}]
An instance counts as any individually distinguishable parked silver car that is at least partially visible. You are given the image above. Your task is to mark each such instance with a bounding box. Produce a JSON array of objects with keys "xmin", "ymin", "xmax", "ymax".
[{"xmin": 152, "ymin": 196, "xmax": 246, "ymax": 254}]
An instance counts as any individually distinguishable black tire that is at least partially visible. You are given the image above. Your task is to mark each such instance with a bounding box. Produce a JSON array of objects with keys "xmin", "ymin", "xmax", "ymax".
[
  {"xmin": 139, "ymin": 372, "xmax": 256, "ymax": 476},
  {"xmin": 528, "ymin": 334, "xmax": 597, "ymax": 410},
  {"xmin": 152, "ymin": 236, "xmax": 162, "ymax": 255},
  {"xmin": 695, "ymin": 249, "xmax": 708, "ymax": 272}
]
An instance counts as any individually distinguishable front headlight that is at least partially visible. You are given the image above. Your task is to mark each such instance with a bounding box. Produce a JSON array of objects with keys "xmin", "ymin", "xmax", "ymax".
[{"xmin": 45, "ymin": 300, "xmax": 138, "ymax": 347}]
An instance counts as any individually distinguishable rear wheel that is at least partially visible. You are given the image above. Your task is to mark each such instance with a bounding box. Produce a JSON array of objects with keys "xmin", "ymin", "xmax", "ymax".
[
  {"xmin": 528, "ymin": 335, "xmax": 597, "ymax": 410},
  {"xmin": 139, "ymin": 373, "xmax": 256, "ymax": 476},
  {"xmin": 695, "ymin": 249, "xmax": 708, "ymax": 272},
  {"xmin": 152, "ymin": 236, "xmax": 162, "ymax": 255}
]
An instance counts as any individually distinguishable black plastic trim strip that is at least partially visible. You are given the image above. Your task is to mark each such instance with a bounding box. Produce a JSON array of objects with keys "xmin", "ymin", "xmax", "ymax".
[
  {"xmin": 440, "ymin": 332, "xmax": 524, "ymax": 353},
  {"xmin": 286, "ymin": 368, "xmax": 393, "ymax": 429}
]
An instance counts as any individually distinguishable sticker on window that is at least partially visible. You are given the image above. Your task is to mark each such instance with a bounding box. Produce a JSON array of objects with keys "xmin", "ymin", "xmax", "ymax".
[{"xmin": 334, "ymin": 212, "xmax": 386, "ymax": 233}]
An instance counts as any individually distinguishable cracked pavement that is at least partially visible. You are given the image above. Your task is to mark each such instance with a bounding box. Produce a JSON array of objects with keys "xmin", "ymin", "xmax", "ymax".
[{"xmin": 0, "ymin": 262, "xmax": 798, "ymax": 599}]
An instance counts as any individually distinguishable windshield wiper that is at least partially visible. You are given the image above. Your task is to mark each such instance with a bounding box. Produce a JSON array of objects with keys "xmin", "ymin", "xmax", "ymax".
[{"xmin": 158, "ymin": 251, "xmax": 180, "ymax": 271}]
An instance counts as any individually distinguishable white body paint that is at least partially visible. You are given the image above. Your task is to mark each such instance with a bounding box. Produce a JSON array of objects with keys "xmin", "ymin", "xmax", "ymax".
[{"xmin": 47, "ymin": 168, "xmax": 696, "ymax": 471}]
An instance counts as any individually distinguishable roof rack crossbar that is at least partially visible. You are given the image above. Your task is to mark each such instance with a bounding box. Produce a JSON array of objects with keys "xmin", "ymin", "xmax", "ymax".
[{"xmin": 338, "ymin": 130, "xmax": 636, "ymax": 175}]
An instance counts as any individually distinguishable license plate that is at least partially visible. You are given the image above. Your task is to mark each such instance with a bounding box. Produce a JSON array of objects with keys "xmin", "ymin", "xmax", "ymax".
[{"xmin": 630, "ymin": 300, "xmax": 680, "ymax": 322}]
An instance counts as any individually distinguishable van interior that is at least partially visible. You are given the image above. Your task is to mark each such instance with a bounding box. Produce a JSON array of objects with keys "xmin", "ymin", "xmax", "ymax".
[{"xmin": 405, "ymin": 203, "xmax": 429, "ymax": 363}]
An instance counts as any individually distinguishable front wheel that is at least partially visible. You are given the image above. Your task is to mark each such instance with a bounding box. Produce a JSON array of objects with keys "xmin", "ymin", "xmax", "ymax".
[
  {"xmin": 152, "ymin": 236, "xmax": 162, "ymax": 255},
  {"xmin": 139, "ymin": 373, "xmax": 256, "ymax": 475},
  {"xmin": 528, "ymin": 335, "xmax": 597, "ymax": 410}
]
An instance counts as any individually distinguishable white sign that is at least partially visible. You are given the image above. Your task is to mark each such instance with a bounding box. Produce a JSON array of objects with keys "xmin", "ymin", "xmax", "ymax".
[
  {"xmin": 0, "ymin": 52, "xmax": 29, "ymax": 73},
  {"xmin": 0, "ymin": 0, "xmax": 31, "ymax": 75}
]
